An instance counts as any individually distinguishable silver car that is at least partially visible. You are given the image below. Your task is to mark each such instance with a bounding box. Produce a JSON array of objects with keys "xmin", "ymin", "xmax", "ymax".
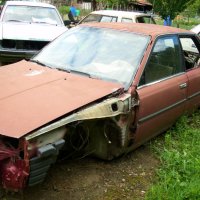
[
  {"xmin": 0, "ymin": 1, "xmax": 67, "ymax": 65},
  {"xmin": 79, "ymin": 10, "xmax": 156, "ymax": 24},
  {"xmin": 191, "ymin": 24, "xmax": 200, "ymax": 36}
]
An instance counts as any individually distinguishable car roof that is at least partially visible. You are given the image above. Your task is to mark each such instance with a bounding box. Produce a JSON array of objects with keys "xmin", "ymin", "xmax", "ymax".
[
  {"xmin": 91, "ymin": 10, "xmax": 151, "ymax": 17},
  {"xmin": 4, "ymin": 1, "xmax": 55, "ymax": 8},
  {"xmin": 81, "ymin": 23, "xmax": 192, "ymax": 37},
  {"xmin": 191, "ymin": 24, "xmax": 200, "ymax": 34}
]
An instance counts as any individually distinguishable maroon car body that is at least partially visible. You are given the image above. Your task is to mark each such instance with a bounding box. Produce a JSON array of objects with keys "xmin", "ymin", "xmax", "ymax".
[{"xmin": 0, "ymin": 23, "xmax": 199, "ymax": 191}]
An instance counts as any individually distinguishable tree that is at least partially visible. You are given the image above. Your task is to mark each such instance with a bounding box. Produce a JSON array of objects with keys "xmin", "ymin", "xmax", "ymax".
[
  {"xmin": 0, "ymin": 0, "xmax": 6, "ymax": 5},
  {"xmin": 186, "ymin": 0, "xmax": 200, "ymax": 16},
  {"xmin": 149, "ymin": 0, "xmax": 195, "ymax": 19}
]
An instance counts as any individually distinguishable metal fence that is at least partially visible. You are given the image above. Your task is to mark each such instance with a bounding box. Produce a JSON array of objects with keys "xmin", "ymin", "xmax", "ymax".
[
  {"xmin": 80, "ymin": 2, "xmax": 140, "ymax": 12},
  {"xmin": 80, "ymin": 2, "xmax": 92, "ymax": 10},
  {"xmin": 96, "ymin": 3, "xmax": 136, "ymax": 11}
]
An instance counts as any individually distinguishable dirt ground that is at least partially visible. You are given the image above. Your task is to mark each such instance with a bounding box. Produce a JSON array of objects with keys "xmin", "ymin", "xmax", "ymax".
[{"xmin": 1, "ymin": 143, "xmax": 159, "ymax": 200}]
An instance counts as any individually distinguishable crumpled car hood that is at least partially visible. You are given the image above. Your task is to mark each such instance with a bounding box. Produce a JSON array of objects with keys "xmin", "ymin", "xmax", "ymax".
[
  {"xmin": 0, "ymin": 22, "xmax": 67, "ymax": 41},
  {"xmin": 0, "ymin": 60, "xmax": 123, "ymax": 138}
]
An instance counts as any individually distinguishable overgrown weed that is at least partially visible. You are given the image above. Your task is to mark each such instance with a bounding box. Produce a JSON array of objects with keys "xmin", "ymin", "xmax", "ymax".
[{"xmin": 146, "ymin": 110, "xmax": 200, "ymax": 200}]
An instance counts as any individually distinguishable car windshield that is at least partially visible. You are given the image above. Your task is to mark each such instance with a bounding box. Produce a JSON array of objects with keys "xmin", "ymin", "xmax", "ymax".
[
  {"xmin": 80, "ymin": 14, "xmax": 102, "ymax": 23},
  {"xmin": 33, "ymin": 26, "xmax": 150, "ymax": 89},
  {"xmin": 3, "ymin": 5, "xmax": 62, "ymax": 25}
]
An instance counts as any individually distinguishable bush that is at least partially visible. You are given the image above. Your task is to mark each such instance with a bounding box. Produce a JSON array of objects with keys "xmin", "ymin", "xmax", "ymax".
[{"xmin": 58, "ymin": 6, "xmax": 70, "ymax": 18}]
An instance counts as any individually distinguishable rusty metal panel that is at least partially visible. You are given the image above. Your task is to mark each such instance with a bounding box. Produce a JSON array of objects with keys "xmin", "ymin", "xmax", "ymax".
[
  {"xmin": 0, "ymin": 60, "xmax": 122, "ymax": 138},
  {"xmin": 82, "ymin": 23, "xmax": 191, "ymax": 37}
]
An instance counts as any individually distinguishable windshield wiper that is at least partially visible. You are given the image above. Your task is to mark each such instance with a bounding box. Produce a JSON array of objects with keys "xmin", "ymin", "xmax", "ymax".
[
  {"xmin": 29, "ymin": 59, "xmax": 48, "ymax": 67},
  {"xmin": 57, "ymin": 68, "xmax": 70, "ymax": 73},
  {"xmin": 6, "ymin": 20, "xmax": 26, "ymax": 23},
  {"xmin": 70, "ymin": 69, "xmax": 91, "ymax": 78}
]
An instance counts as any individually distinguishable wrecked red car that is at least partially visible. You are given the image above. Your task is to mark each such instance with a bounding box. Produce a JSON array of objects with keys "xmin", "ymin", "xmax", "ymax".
[{"xmin": 0, "ymin": 23, "xmax": 200, "ymax": 191}]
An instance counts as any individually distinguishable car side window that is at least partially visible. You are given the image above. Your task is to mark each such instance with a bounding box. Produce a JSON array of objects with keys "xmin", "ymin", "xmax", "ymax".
[
  {"xmin": 121, "ymin": 18, "xmax": 133, "ymax": 23},
  {"xmin": 137, "ymin": 16, "xmax": 155, "ymax": 24},
  {"xmin": 179, "ymin": 37, "xmax": 200, "ymax": 70},
  {"xmin": 136, "ymin": 17, "xmax": 145, "ymax": 23},
  {"xmin": 111, "ymin": 17, "xmax": 117, "ymax": 22},
  {"xmin": 100, "ymin": 16, "xmax": 117, "ymax": 22},
  {"xmin": 81, "ymin": 14, "xmax": 102, "ymax": 23},
  {"xmin": 139, "ymin": 35, "xmax": 183, "ymax": 85}
]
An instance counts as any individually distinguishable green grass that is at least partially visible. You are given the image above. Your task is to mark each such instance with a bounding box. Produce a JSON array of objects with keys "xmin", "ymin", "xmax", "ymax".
[
  {"xmin": 155, "ymin": 18, "xmax": 199, "ymax": 30},
  {"xmin": 146, "ymin": 110, "xmax": 200, "ymax": 200}
]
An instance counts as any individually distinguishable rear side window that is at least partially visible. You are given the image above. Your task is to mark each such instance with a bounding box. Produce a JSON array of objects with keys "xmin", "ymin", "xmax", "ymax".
[
  {"xmin": 180, "ymin": 37, "xmax": 200, "ymax": 70},
  {"xmin": 137, "ymin": 16, "xmax": 155, "ymax": 24},
  {"xmin": 121, "ymin": 18, "xmax": 133, "ymax": 23},
  {"xmin": 139, "ymin": 35, "xmax": 183, "ymax": 85},
  {"xmin": 100, "ymin": 16, "xmax": 117, "ymax": 22}
]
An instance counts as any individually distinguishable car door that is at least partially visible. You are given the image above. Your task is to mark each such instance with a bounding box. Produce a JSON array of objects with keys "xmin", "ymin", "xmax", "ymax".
[
  {"xmin": 179, "ymin": 35, "xmax": 200, "ymax": 111},
  {"xmin": 134, "ymin": 35, "xmax": 188, "ymax": 144}
]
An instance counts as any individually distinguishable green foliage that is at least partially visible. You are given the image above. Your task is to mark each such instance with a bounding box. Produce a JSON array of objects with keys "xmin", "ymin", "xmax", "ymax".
[
  {"xmin": 184, "ymin": 0, "xmax": 200, "ymax": 17},
  {"xmin": 146, "ymin": 111, "xmax": 200, "ymax": 200},
  {"xmin": 173, "ymin": 19, "xmax": 199, "ymax": 29},
  {"xmin": 58, "ymin": 5, "xmax": 70, "ymax": 18},
  {"xmin": 154, "ymin": 17, "xmax": 199, "ymax": 30},
  {"xmin": 0, "ymin": 0, "xmax": 6, "ymax": 5},
  {"xmin": 149, "ymin": 0, "xmax": 195, "ymax": 19}
]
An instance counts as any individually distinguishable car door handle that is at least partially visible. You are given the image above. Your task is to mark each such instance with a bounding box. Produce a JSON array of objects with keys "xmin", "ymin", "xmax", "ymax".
[{"xmin": 179, "ymin": 83, "xmax": 187, "ymax": 89}]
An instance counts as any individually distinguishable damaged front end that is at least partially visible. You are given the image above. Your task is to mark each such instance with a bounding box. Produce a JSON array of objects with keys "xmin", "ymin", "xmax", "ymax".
[
  {"xmin": 0, "ymin": 137, "xmax": 29, "ymax": 191},
  {"xmin": 0, "ymin": 93, "xmax": 138, "ymax": 190}
]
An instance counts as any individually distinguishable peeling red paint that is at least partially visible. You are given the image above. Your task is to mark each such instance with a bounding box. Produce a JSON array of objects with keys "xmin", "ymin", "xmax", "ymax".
[{"xmin": 1, "ymin": 159, "xmax": 28, "ymax": 191}]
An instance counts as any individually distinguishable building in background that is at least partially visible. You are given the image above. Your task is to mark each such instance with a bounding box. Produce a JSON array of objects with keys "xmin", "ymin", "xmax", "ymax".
[{"xmin": 129, "ymin": 0, "xmax": 152, "ymax": 12}]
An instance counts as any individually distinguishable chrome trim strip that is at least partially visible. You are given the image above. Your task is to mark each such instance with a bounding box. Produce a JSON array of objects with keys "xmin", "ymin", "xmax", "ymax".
[
  {"xmin": 138, "ymin": 99, "xmax": 187, "ymax": 123},
  {"xmin": 0, "ymin": 49, "xmax": 37, "ymax": 54},
  {"xmin": 188, "ymin": 91, "xmax": 200, "ymax": 99}
]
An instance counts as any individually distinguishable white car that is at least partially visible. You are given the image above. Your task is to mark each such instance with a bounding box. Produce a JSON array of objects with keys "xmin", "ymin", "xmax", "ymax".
[
  {"xmin": 0, "ymin": 1, "xmax": 67, "ymax": 64},
  {"xmin": 191, "ymin": 24, "xmax": 200, "ymax": 36},
  {"xmin": 79, "ymin": 10, "xmax": 156, "ymax": 24}
]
